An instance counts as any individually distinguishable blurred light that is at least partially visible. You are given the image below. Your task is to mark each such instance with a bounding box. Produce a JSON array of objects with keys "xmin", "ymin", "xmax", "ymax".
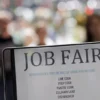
[
  {"xmin": 66, "ymin": 11, "xmax": 72, "ymax": 17},
  {"xmin": 87, "ymin": 0, "xmax": 97, "ymax": 9},
  {"xmin": 65, "ymin": 0, "xmax": 82, "ymax": 11},
  {"xmin": 75, "ymin": 0, "xmax": 82, "ymax": 10},
  {"xmin": 66, "ymin": 1, "xmax": 76, "ymax": 10},
  {"xmin": 85, "ymin": 7, "xmax": 94, "ymax": 15},
  {"xmin": 57, "ymin": 2, "xmax": 66, "ymax": 11},
  {"xmin": 15, "ymin": 7, "xmax": 35, "ymax": 22},
  {"xmin": 15, "ymin": 7, "xmax": 24, "ymax": 16},
  {"xmin": 22, "ymin": 8, "xmax": 35, "ymax": 22},
  {"xmin": 66, "ymin": 17, "xmax": 77, "ymax": 27}
]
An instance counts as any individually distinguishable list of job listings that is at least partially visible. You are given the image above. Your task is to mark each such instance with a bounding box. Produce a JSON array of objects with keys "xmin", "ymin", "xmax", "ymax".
[{"xmin": 56, "ymin": 77, "xmax": 75, "ymax": 99}]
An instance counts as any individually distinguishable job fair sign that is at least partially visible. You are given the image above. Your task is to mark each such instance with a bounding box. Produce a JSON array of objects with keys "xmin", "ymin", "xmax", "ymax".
[{"xmin": 3, "ymin": 42, "xmax": 100, "ymax": 100}]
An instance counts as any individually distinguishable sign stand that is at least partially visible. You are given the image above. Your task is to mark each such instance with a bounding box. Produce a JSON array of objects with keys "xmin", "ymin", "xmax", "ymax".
[{"xmin": 3, "ymin": 42, "xmax": 100, "ymax": 100}]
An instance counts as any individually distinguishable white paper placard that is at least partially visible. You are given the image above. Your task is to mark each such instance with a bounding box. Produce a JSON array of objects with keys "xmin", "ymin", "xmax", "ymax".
[{"xmin": 13, "ymin": 43, "xmax": 100, "ymax": 100}]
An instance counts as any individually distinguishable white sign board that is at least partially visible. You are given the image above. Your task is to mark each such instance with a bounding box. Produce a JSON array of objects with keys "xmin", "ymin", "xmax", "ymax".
[{"xmin": 4, "ymin": 43, "xmax": 100, "ymax": 100}]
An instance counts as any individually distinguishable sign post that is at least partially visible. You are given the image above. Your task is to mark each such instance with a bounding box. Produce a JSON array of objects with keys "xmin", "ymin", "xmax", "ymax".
[{"xmin": 3, "ymin": 42, "xmax": 100, "ymax": 100}]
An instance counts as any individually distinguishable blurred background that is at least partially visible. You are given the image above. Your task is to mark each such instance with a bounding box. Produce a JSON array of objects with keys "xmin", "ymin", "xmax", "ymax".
[
  {"xmin": 0, "ymin": 0, "xmax": 100, "ymax": 47},
  {"xmin": 1, "ymin": 0, "xmax": 100, "ymax": 100}
]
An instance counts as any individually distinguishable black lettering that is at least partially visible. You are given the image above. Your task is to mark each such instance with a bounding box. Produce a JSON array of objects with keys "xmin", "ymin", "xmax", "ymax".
[
  {"xmin": 31, "ymin": 52, "xmax": 42, "ymax": 66},
  {"xmin": 24, "ymin": 53, "xmax": 28, "ymax": 71},
  {"xmin": 72, "ymin": 49, "xmax": 83, "ymax": 64},
  {"xmin": 61, "ymin": 50, "xmax": 70, "ymax": 64},
  {"xmin": 45, "ymin": 51, "xmax": 55, "ymax": 65},
  {"xmin": 92, "ymin": 48, "xmax": 100, "ymax": 62},
  {"xmin": 85, "ymin": 49, "xmax": 89, "ymax": 63}
]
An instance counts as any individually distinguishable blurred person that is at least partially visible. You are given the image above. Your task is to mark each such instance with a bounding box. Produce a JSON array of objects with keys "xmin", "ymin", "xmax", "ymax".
[
  {"xmin": 7, "ymin": 20, "xmax": 23, "ymax": 46},
  {"xmin": 34, "ymin": 7, "xmax": 56, "ymax": 42},
  {"xmin": 8, "ymin": 7, "xmax": 39, "ymax": 47},
  {"xmin": 55, "ymin": 15, "xmax": 86, "ymax": 44},
  {"xmin": 0, "ymin": 10, "xmax": 14, "ymax": 100},
  {"xmin": 35, "ymin": 19, "xmax": 55, "ymax": 45},
  {"xmin": 7, "ymin": 19, "xmax": 39, "ymax": 47},
  {"xmin": 86, "ymin": 14, "xmax": 100, "ymax": 42},
  {"xmin": 21, "ymin": 22, "xmax": 39, "ymax": 47}
]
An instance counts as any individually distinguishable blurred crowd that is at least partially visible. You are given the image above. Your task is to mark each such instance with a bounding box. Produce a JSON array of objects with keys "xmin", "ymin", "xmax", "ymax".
[
  {"xmin": 0, "ymin": 5, "xmax": 89, "ymax": 48},
  {"xmin": 0, "ymin": 0, "xmax": 100, "ymax": 48},
  {"xmin": 0, "ymin": 4, "xmax": 100, "ymax": 48}
]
